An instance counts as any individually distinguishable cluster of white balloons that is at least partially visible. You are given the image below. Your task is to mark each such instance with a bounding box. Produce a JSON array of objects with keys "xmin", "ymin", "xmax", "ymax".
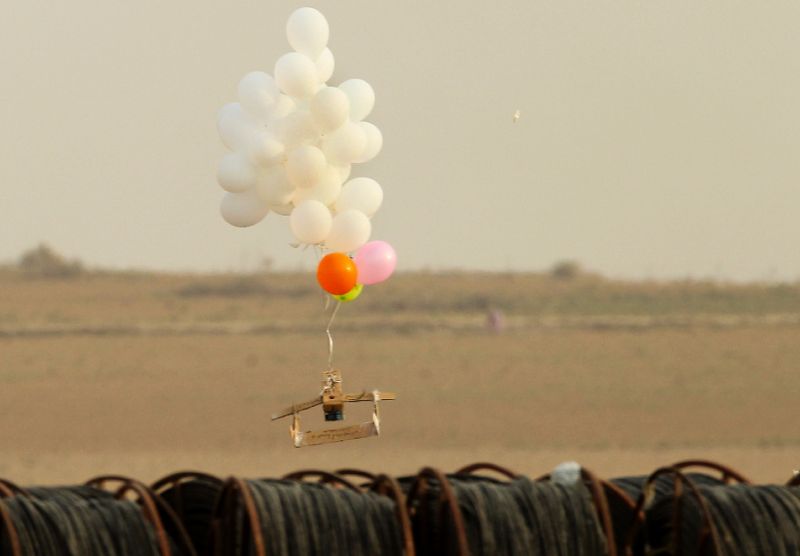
[{"xmin": 216, "ymin": 7, "xmax": 384, "ymax": 254}]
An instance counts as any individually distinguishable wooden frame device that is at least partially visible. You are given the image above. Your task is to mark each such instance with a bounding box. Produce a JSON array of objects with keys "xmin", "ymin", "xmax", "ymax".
[{"xmin": 271, "ymin": 369, "xmax": 396, "ymax": 447}]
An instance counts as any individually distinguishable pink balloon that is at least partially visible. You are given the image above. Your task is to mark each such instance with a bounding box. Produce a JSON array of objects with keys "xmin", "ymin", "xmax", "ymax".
[{"xmin": 354, "ymin": 241, "xmax": 397, "ymax": 285}]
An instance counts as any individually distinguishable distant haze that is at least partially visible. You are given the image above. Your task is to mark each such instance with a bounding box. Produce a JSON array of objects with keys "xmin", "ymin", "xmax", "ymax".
[{"xmin": 1, "ymin": 2, "xmax": 798, "ymax": 281}]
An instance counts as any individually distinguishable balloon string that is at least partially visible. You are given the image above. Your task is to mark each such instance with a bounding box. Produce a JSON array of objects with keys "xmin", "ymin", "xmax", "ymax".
[{"xmin": 326, "ymin": 300, "xmax": 342, "ymax": 370}]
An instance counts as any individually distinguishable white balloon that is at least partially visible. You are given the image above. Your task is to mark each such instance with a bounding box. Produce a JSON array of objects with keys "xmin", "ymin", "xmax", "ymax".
[
  {"xmin": 247, "ymin": 131, "xmax": 285, "ymax": 167},
  {"xmin": 315, "ymin": 47, "xmax": 335, "ymax": 83},
  {"xmin": 292, "ymin": 166, "xmax": 342, "ymax": 206},
  {"xmin": 217, "ymin": 103, "xmax": 258, "ymax": 151},
  {"xmin": 274, "ymin": 52, "xmax": 319, "ymax": 99},
  {"xmin": 271, "ymin": 110, "xmax": 320, "ymax": 150},
  {"xmin": 292, "ymin": 96, "xmax": 310, "ymax": 110},
  {"xmin": 270, "ymin": 202, "xmax": 294, "ymax": 216},
  {"xmin": 253, "ymin": 166, "xmax": 294, "ymax": 206},
  {"xmin": 286, "ymin": 7, "xmax": 329, "ymax": 59},
  {"xmin": 220, "ymin": 190, "xmax": 269, "ymax": 228},
  {"xmin": 335, "ymin": 177, "xmax": 383, "ymax": 217},
  {"xmin": 267, "ymin": 94, "xmax": 296, "ymax": 123},
  {"xmin": 238, "ymin": 71, "xmax": 279, "ymax": 122},
  {"xmin": 290, "ymin": 199, "xmax": 332, "ymax": 244},
  {"xmin": 338, "ymin": 79, "xmax": 375, "ymax": 121},
  {"xmin": 325, "ymin": 209, "xmax": 371, "ymax": 253},
  {"xmin": 332, "ymin": 164, "xmax": 351, "ymax": 183},
  {"xmin": 217, "ymin": 152, "xmax": 257, "ymax": 193},
  {"xmin": 322, "ymin": 122, "xmax": 367, "ymax": 166},
  {"xmin": 286, "ymin": 146, "xmax": 327, "ymax": 189},
  {"xmin": 310, "ymin": 86, "xmax": 349, "ymax": 132},
  {"xmin": 353, "ymin": 122, "xmax": 383, "ymax": 163}
]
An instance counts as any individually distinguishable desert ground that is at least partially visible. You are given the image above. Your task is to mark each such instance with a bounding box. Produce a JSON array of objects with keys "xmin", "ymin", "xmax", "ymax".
[{"xmin": 1, "ymin": 264, "xmax": 799, "ymax": 485}]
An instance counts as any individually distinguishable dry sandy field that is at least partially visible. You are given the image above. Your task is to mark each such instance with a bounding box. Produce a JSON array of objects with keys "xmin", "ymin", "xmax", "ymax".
[{"xmin": 0, "ymin": 270, "xmax": 798, "ymax": 485}]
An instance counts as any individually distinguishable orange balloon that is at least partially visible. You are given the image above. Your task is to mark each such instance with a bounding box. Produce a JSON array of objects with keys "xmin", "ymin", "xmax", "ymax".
[{"xmin": 317, "ymin": 253, "xmax": 358, "ymax": 295}]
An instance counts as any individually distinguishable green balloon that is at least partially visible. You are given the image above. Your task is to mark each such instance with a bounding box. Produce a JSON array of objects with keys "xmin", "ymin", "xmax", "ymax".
[{"xmin": 335, "ymin": 283, "xmax": 363, "ymax": 302}]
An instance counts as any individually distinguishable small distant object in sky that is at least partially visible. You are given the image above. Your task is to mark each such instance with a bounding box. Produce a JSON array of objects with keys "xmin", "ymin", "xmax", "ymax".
[{"xmin": 513, "ymin": 109, "xmax": 521, "ymax": 123}]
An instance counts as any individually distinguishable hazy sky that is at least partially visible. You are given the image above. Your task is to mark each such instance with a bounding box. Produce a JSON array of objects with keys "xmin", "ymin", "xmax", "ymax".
[{"xmin": 1, "ymin": 2, "xmax": 797, "ymax": 280}]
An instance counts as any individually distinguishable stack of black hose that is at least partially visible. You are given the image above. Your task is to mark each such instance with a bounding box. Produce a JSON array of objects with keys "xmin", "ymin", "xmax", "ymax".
[
  {"xmin": 215, "ymin": 478, "xmax": 405, "ymax": 556},
  {"xmin": 407, "ymin": 473, "xmax": 608, "ymax": 556},
  {"xmin": 644, "ymin": 483, "xmax": 800, "ymax": 555},
  {"xmin": 0, "ymin": 485, "xmax": 165, "ymax": 555}
]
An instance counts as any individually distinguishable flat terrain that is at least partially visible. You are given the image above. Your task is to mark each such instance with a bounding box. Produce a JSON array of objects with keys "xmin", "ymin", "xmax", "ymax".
[{"xmin": 0, "ymin": 269, "xmax": 798, "ymax": 485}]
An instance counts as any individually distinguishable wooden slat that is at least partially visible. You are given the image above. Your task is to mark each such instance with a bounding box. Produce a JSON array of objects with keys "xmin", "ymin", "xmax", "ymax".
[
  {"xmin": 273, "ymin": 389, "xmax": 395, "ymax": 422},
  {"xmin": 294, "ymin": 421, "xmax": 379, "ymax": 447},
  {"xmin": 271, "ymin": 396, "xmax": 322, "ymax": 421},
  {"xmin": 344, "ymin": 391, "xmax": 397, "ymax": 402}
]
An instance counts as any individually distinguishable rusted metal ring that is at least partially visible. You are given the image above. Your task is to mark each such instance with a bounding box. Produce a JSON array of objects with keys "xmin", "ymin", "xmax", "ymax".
[
  {"xmin": 622, "ymin": 466, "xmax": 722, "ymax": 556},
  {"xmin": 281, "ymin": 470, "xmax": 361, "ymax": 492},
  {"xmin": 113, "ymin": 481, "xmax": 173, "ymax": 556},
  {"xmin": 0, "ymin": 480, "xmax": 27, "ymax": 499},
  {"xmin": 334, "ymin": 468, "xmax": 378, "ymax": 485},
  {"xmin": 407, "ymin": 467, "xmax": 470, "ymax": 556},
  {"xmin": 87, "ymin": 474, "xmax": 192, "ymax": 556},
  {"xmin": 148, "ymin": 489, "xmax": 199, "ymax": 556},
  {"xmin": 371, "ymin": 474, "xmax": 415, "ymax": 556},
  {"xmin": 602, "ymin": 479, "xmax": 638, "ymax": 513},
  {"xmin": 0, "ymin": 484, "xmax": 16, "ymax": 499},
  {"xmin": 669, "ymin": 459, "xmax": 751, "ymax": 485},
  {"xmin": 601, "ymin": 479, "xmax": 641, "ymax": 556},
  {"xmin": 0, "ymin": 499, "xmax": 22, "ymax": 556},
  {"xmin": 453, "ymin": 462, "xmax": 520, "ymax": 481},
  {"xmin": 219, "ymin": 477, "xmax": 266, "ymax": 556},
  {"xmin": 579, "ymin": 467, "xmax": 618, "ymax": 556},
  {"xmin": 151, "ymin": 471, "xmax": 224, "ymax": 494},
  {"xmin": 151, "ymin": 470, "xmax": 224, "ymax": 545}
]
